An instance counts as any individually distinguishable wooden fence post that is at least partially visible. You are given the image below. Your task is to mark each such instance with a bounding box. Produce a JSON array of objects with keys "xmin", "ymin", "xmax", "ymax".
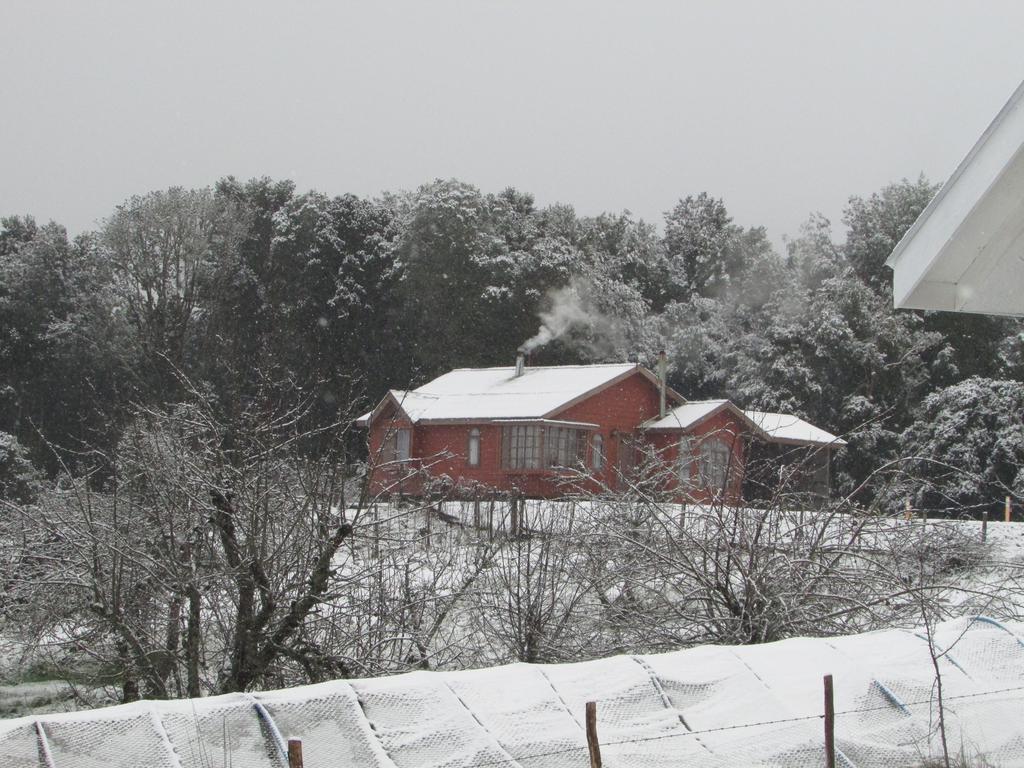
[
  {"xmin": 287, "ymin": 738, "xmax": 304, "ymax": 768},
  {"xmin": 904, "ymin": 500, "xmax": 913, "ymax": 521},
  {"xmin": 585, "ymin": 701, "xmax": 602, "ymax": 768},
  {"xmin": 823, "ymin": 674, "xmax": 836, "ymax": 768},
  {"xmin": 488, "ymin": 494, "xmax": 495, "ymax": 541},
  {"xmin": 982, "ymin": 509, "xmax": 989, "ymax": 542},
  {"xmin": 373, "ymin": 505, "xmax": 380, "ymax": 560},
  {"xmin": 1006, "ymin": 495, "xmax": 1012, "ymax": 523}
]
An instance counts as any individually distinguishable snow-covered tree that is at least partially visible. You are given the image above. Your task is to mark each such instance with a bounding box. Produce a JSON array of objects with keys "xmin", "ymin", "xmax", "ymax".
[
  {"xmin": 662, "ymin": 192, "xmax": 752, "ymax": 301},
  {"xmin": 102, "ymin": 187, "xmax": 251, "ymax": 398},
  {"xmin": 0, "ymin": 431, "xmax": 40, "ymax": 503},
  {"xmin": 843, "ymin": 176, "xmax": 937, "ymax": 292},
  {"xmin": 895, "ymin": 377, "xmax": 1024, "ymax": 514}
]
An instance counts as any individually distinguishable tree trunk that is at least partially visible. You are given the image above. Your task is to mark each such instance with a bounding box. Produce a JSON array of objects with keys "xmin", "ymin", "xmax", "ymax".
[
  {"xmin": 116, "ymin": 639, "xmax": 140, "ymax": 703},
  {"xmin": 185, "ymin": 583, "xmax": 202, "ymax": 697}
]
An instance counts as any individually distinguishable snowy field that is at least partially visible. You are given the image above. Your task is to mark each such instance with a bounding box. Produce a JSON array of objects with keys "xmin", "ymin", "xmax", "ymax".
[
  {"xmin": 3, "ymin": 616, "xmax": 1024, "ymax": 767},
  {"xmin": 417, "ymin": 496, "xmax": 1024, "ymax": 547},
  {"xmin": 4, "ymin": 502, "xmax": 1024, "ymax": 767}
]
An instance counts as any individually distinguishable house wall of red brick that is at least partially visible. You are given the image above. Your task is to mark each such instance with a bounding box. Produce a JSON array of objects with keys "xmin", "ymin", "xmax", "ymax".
[
  {"xmin": 367, "ymin": 369, "xmax": 667, "ymax": 498},
  {"xmin": 366, "ymin": 400, "xmax": 421, "ymax": 495},
  {"xmin": 365, "ymin": 371, "xmax": 747, "ymax": 503},
  {"xmin": 554, "ymin": 371, "xmax": 663, "ymax": 493},
  {"xmin": 412, "ymin": 422, "xmax": 503, "ymax": 490},
  {"xmin": 644, "ymin": 408, "xmax": 748, "ymax": 503}
]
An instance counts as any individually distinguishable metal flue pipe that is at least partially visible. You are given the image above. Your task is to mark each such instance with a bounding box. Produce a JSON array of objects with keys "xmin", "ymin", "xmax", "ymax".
[{"xmin": 657, "ymin": 350, "xmax": 667, "ymax": 418}]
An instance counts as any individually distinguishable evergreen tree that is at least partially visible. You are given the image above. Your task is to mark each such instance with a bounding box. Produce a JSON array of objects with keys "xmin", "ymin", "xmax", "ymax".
[{"xmin": 896, "ymin": 377, "xmax": 1024, "ymax": 514}]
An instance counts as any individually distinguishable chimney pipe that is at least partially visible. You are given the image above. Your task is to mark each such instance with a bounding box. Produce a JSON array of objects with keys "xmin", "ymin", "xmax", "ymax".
[
  {"xmin": 515, "ymin": 350, "xmax": 525, "ymax": 378},
  {"xmin": 657, "ymin": 350, "xmax": 667, "ymax": 418}
]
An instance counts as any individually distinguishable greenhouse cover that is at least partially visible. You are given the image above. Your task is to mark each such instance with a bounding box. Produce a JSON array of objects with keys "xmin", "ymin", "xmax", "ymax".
[{"xmin": 2, "ymin": 616, "xmax": 1023, "ymax": 767}]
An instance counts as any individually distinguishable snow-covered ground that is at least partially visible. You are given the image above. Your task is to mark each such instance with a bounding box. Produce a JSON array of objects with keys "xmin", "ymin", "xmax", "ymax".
[
  {"xmin": 0, "ymin": 681, "xmax": 77, "ymax": 719},
  {"xmin": 2, "ymin": 616, "xmax": 1024, "ymax": 767},
  {"xmin": 974, "ymin": 516, "xmax": 1024, "ymax": 558},
  {"xmin": 5, "ymin": 504, "xmax": 1024, "ymax": 766}
]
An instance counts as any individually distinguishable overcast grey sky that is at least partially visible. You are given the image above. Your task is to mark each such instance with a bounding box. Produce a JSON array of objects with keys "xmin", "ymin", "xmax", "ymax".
[{"xmin": 3, "ymin": 1, "xmax": 1024, "ymax": 247}]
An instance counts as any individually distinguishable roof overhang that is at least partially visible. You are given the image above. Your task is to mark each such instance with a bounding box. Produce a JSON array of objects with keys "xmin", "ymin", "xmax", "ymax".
[
  {"xmin": 763, "ymin": 435, "xmax": 845, "ymax": 449},
  {"xmin": 354, "ymin": 390, "xmax": 414, "ymax": 428},
  {"xmin": 492, "ymin": 418, "xmax": 600, "ymax": 430},
  {"xmin": 887, "ymin": 79, "xmax": 1024, "ymax": 316},
  {"xmin": 644, "ymin": 401, "xmax": 847, "ymax": 450},
  {"xmin": 744, "ymin": 410, "xmax": 847, "ymax": 449},
  {"xmin": 642, "ymin": 400, "xmax": 766, "ymax": 436},
  {"xmin": 642, "ymin": 400, "xmax": 732, "ymax": 431}
]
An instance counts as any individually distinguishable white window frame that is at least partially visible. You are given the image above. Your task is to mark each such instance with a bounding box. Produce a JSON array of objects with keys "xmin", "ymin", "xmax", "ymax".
[
  {"xmin": 499, "ymin": 424, "xmax": 590, "ymax": 471},
  {"xmin": 468, "ymin": 427, "xmax": 481, "ymax": 467},
  {"xmin": 545, "ymin": 426, "xmax": 586, "ymax": 469},
  {"xmin": 699, "ymin": 438, "xmax": 731, "ymax": 490},
  {"xmin": 677, "ymin": 435, "xmax": 693, "ymax": 484},
  {"xmin": 393, "ymin": 428, "xmax": 411, "ymax": 462},
  {"xmin": 501, "ymin": 425, "xmax": 542, "ymax": 470}
]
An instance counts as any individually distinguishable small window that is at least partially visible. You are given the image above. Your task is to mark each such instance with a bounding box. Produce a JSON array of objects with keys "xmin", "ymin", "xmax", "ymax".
[
  {"xmin": 677, "ymin": 435, "xmax": 693, "ymax": 483},
  {"xmin": 468, "ymin": 428, "xmax": 481, "ymax": 467},
  {"xmin": 617, "ymin": 435, "xmax": 636, "ymax": 480},
  {"xmin": 385, "ymin": 428, "xmax": 409, "ymax": 462},
  {"xmin": 592, "ymin": 434, "xmax": 604, "ymax": 471},
  {"xmin": 395, "ymin": 430, "xmax": 411, "ymax": 460},
  {"xmin": 699, "ymin": 439, "xmax": 731, "ymax": 490}
]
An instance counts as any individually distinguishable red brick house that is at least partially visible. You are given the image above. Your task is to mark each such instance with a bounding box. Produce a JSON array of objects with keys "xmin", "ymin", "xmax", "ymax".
[{"xmin": 357, "ymin": 355, "xmax": 844, "ymax": 503}]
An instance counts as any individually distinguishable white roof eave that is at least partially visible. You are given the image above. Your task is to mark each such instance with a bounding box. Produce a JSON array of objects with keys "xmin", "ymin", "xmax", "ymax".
[{"xmin": 888, "ymin": 79, "xmax": 1024, "ymax": 316}]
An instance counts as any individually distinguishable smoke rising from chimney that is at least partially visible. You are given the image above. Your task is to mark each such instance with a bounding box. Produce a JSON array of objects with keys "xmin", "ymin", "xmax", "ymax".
[{"xmin": 519, "ymin": 277, "xmax": 625, "ymax": 356}]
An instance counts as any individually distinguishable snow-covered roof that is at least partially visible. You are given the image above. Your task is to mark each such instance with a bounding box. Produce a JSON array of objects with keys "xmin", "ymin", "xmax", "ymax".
[
  {"xmin": 355, "ymin": 367, "xmax": 844, "ymax": 449},
  {"xmin": 887, "ymin": 78, "xmax": 1024, "ymax": 316},
  {"xmin": 642, "ymin": 399, "xmax": 732, "ymax": 430},
  {"xmin": 358, "ymin": 363, "xmax": 657, "ymax": 425},
  {"xmin": 744, "ymin": 409, "xmax": 847, "ymax": 447},
  {"xmin": 3, "ymin": 617, "xmax": 1023, "ymax": 767},
  {"xmin": 643, "ymin": 401, "xmax": 844, "ymax": 448}
]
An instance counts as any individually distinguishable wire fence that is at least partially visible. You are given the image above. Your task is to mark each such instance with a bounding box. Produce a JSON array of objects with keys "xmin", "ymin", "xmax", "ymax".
[
  {"xmin": 10, "ymin": 619, "xmax": 1024, "ymax": 768},
  {"xmin": 461, "ymin": 682, "xmax": 1024, "ymax": 768},
  {"xmin": 14, "ymin": 677, "xmax": 1024, "ymax": 768}
]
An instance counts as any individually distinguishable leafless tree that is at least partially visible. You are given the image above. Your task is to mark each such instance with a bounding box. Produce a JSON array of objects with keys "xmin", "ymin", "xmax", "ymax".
[
  {"xmin": 577, "ymin": 456, "xmax": 989, "ymax": 651},
  {"xmin": 1, "ymin": 372, "xmax": 367, "ymax": 699},
  {"xmin": 471, "ymin": 505, "xmax": 596, "ymax": 664},
  {"xmin": 2, "ymin": 405, "xmax": 1017, "ymax": 728},
  {"xmin": 0, "ymin": 374, "xmax": 522, "ymax": 700}
]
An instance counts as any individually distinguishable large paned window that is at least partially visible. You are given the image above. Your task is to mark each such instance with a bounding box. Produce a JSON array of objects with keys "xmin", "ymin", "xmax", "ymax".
[
  {"xmin": 500, "ymin": 424, "xmax": 589, "ymax": 470},
  {"xmin": 699, "ymin": 439, "xmax": 731, "ymax": 490},
  {"xmin": 545, "ymin": 427, "xmax": 587, "ymax": 468},
  {"xmin": 501, "ymin": 425, "xmax": 542, "ymax": 469}
]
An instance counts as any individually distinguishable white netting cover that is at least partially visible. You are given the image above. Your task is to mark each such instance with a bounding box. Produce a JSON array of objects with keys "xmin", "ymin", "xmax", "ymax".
[{"xmin": 3, "ymin": 616, "xmax": 1024, "ymax": 767}]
